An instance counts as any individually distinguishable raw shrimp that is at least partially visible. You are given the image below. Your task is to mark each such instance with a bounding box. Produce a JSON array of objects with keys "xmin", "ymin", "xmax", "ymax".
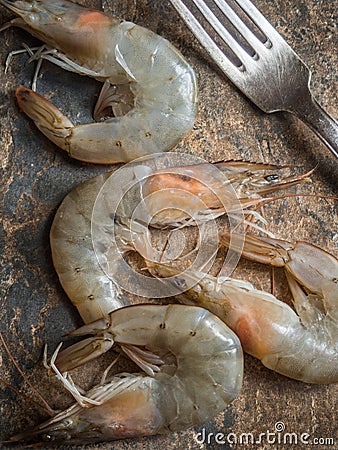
[
  {"xmin": 0, "ymin": 0, "xmax": 197, "ymax": 163},
  {"xmin": 8, "ymin": 304, "xmax": 243, "ymax": 444},
  {"xmin": 145, "ymin": 262, "xmax": 338, "ymax": 384},
  {"xmin": 50, "ymin": 157, "xmax": 311, "ymax": 321},
  {"xmin": 219, "ymin": 232, "xmax": 338, "ymax": 315}
]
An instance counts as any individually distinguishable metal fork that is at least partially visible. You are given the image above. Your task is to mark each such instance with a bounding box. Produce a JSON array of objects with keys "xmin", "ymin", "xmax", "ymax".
[{"xmin": 169, "ymin": 0, "xmax": 338, "ymax": 158}]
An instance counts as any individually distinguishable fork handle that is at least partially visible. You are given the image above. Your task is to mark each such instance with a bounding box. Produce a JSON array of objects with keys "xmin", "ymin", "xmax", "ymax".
[{"xmin": 290, "ymin": 91, "xmax": 338, "ymax": 159}]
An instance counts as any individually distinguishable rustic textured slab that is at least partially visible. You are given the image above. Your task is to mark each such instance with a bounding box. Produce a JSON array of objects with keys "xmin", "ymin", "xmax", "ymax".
[{"xmin": 0, "ymin": 1, "xmax": 337, "ymax": 449}]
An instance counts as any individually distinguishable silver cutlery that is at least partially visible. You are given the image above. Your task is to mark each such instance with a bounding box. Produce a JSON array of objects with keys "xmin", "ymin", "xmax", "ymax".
[{"xmin": 169, "ymin": 0, "xmax": 338, "ymax": 158}]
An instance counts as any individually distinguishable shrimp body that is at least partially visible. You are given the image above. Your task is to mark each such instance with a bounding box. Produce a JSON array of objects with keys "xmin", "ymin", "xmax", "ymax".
[
  {"xmin": 147, "ymin": 264, "xmax": 338, "ymax": 384},
  {"xmin": 10, "ymin": 304, "xmax": 243, "ymax": 444},
  {"xmin": 1, "ymin": 0, "xmax": 197, "ymax": 163},
  {"xmin": 50, "ymin": 171, "xmax": 129, "ymax": 324}
]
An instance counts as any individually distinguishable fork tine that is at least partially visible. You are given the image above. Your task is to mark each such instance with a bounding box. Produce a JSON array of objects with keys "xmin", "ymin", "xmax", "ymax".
[
  {"xmin": 170, "ymin": 0, "xmax": 245, "ymax": 78},
  {"xmin": 235, "ymin": 0, "xmax": 286, "ymax": 42},
  {"xmin": 170, "ymin": 0, "xmax": 274, "ymax": 75},
  {"xmin": 170, "ymin": 0, "xmax": 254, "ymax": 80},
  {"xmin": 191, "ymin": 0, "xmax": 257, "ymax": 65},
  {"xmin": 211, "ymin": 0, "xmax": 270, "ymax": 51}
]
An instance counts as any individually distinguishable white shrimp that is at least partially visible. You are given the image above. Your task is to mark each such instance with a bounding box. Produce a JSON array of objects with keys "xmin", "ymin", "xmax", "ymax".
[
  {"xmin": 7, "ymin": 304, "xmax": 243, "ymax": 444},
  {"xmin": 145, "ymin": 261, "xmax": 338, "ymax": 384},
  {"xmin": 0, "ymin": 0, "xmax": 197, "ymax": 163}
]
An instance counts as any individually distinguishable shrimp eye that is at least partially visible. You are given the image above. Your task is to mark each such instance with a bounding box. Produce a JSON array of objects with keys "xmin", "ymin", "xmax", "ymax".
[
  {"xmin": 264, "ymin": 174, "xmax": 279, "ymax": 182},
  {"xmin": 42, "ymin": 433, "xmax": 53, "ymax": 441}
]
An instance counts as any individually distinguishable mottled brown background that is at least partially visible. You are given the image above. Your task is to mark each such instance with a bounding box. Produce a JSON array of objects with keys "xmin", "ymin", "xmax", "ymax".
[{"xmin": 0, "ymin": 0, "xmax": 337, "ymax": 449}]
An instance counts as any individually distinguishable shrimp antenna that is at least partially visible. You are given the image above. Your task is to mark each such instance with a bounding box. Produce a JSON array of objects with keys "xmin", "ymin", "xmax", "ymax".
[
  {"xmin": 0, "ymin": 333, "xmax": 56, "ymax": 417},
  {"xmin": 232, "ymin": 192, "xmax": 338, "ymax": 234},
  {"xmin": 0, "ymin": 375, "xmax": 56, "ymax": 417},
  {"xmin": 258, "ymin": 192, "xmax": 338, "ymax": 206}
]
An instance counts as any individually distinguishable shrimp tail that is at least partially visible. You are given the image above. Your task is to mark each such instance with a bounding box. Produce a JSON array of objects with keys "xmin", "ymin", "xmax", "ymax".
[
  {"xmin": 16, "ymin": 83, "xmax": 176, "ymax": 164},
  {"xmin": 55, "ymin": 316, "xmax": 164, "ymax": 376},
  {"xmin": 16, "ymin": 85, "xmax": 126, "ymax": 164},
  {"xmin": 220, "ymin": 232, "xmax": 338, "ymax": 300},
  {"xmin": 54, "ymin": 318, "xmax": 115, "ymax": 372},
  {"xmin": 220, "ymin": 231, "xmax": 291, "ymax": 266},
  {"xmin": 16, "ymin": 85, "xmax": 74, "ymax": 152},
  {"xmin": 221, "ymin": 231, "xmax": 338, "ymax": 330},
  {"xmin": 55, "ymin": 336, "xmax": 114, "ymax": 373}
]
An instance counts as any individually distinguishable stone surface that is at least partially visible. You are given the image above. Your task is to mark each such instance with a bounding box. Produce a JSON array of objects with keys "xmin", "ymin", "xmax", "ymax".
[{"xmin": 0, "ymin": 0, "xmax": 337, "ymax": 449}]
